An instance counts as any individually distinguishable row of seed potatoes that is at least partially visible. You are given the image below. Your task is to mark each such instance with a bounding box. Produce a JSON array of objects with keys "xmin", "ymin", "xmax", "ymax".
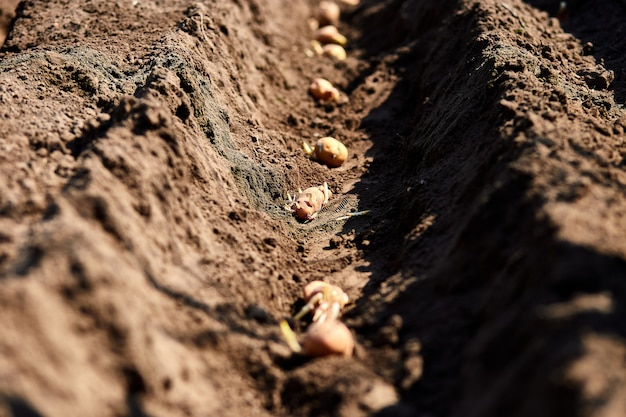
[{"xmin": 282, "ymin": 0, "xmax": 360, "ymax": 358}]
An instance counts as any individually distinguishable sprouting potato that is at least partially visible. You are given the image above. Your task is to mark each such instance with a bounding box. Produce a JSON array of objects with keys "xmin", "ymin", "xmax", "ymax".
[
  {"xmin": 279, "ymin": 319, "xmax": 354, "ymax": 358},
  {"xmin": 309, "ymin": 78, "xmax": 340, "ymax": 103},
  {"xmin": 316, "ymin": 1, "xmax": 340, "ymax": 27},
  {"xmin": 296, "ymin": 280, "xmax": 350, "ymax": 323},
  {"xmin": 322, "ymin": 43, "xmax": 346, "ymax": 61},
  {"xmin": 302, "ymin": 320, "xmax": 354, "ymax": 357},
  {"xmin": 279, "ymin": 280, "xmax": 354, "ymax": 358},
  {"xmin": 304, "ymin": 136, "xmax": 348, "ymax": 168},
  {"xmin": 286, "ymin": 182, "xmax": 331, "ymax": 221},
  {"xmin": 315, "ymin": 25, "xmax": 347, "ymax": 45}
]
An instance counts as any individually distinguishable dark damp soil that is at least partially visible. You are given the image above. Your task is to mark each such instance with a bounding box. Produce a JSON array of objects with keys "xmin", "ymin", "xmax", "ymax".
[{"xmin": 1, "ymin": 1, "xmax": 626, "ymax": 416}]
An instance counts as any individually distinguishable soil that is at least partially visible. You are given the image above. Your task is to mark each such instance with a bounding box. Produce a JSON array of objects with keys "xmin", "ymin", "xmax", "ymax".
[{"xmin": 1, "ymin": 0, "xmax": 626, "ymax": 416}]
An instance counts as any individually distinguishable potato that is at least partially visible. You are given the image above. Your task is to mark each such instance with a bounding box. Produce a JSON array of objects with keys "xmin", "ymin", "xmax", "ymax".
[
  {"xmin": 290, "ymin": 183, "xmax": 331, "ymax": 221},
  {"xmin": 303, "ymin": 320, "xmax": 354, "ymax": 357},
  {"xmin": 315, "ymin": 25, "xmax": 347, "ymax": 45},
  {"xmin": 313, "ymin": 136, "xmax": 348, "ymax": 167},
  {"xmin": 322, "ymin": 43, "xmax": 346, "ymax": 61},
  {"xmin": 309, "ymin": 78, "xmax": 340, "ymax": 103},
  {"xmin": 316, "ymin": 1, "xmax": 340, "ymax": 26}
]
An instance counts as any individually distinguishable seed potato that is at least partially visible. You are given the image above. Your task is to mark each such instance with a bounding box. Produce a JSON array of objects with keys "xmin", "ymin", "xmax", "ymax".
[
  {"xmin": 316, "ymin": 1, "xmax": 340, "ymax": 26},
  {"xmin": 315, "ymin": 25, "xmax": 347, "ymax": 45},
  {"xmin": 291, "ymin": 184, "xmax": 330, "ymax": 220},
  {"xmin": 309, "ymin": 78, "xmax": 340, "ymax": 103},
  {"xmin": 314, "ymin": 136, "xmax": 348, "ymax": 167},
  {"xmin": 322, "ymin": 43, "xmax": 346, "ymax": 61},
  {"xmin": 302, "ymin": 319, "xmax": 354, "ymax": 357}
]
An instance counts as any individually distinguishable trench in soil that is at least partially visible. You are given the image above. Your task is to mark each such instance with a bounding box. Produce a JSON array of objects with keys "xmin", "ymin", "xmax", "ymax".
[
  {"xmin": 275, "ymin": 0, "xmax": 626, "ymax": 415},
  {"xmin": 269, "ymin": 0, "xmax": 518, "ymax": 414}
]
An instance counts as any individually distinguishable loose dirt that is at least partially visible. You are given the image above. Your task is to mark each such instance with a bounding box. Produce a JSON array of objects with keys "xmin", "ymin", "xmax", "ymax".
[{"xmin": 1, "ymin": 1, "xmax": 626, "ymax": 416}]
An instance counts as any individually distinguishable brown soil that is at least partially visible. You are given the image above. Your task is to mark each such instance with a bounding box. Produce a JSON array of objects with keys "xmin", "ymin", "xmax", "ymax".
[{"xmin": 1, "ymin": 0, "xmax": 626, "ymax": 416}]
